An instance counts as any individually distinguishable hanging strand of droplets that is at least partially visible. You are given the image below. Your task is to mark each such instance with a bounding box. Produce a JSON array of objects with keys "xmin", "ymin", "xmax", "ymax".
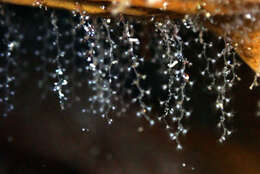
[
  {"xmin": 0, "ymin": 5, "xmax": 21, "ymax": 117},
  {"xmin": 51, "ymin": 11, "xmax": 68, "ymax": 110},
  {"xmin": 103, "ymin": 17, "xmax": 132, "ymax": 117},
  {"xmin": 123, "ymin": 19, "xmax": 154, "ymax": 126},
  {"xmin": 35, "ymin": 14, "xmax": 55, "ymax": 99},
  {"xmin": 155, "ymin": 19, "xmax": 193, "ymax": 150},
  {"xmin": 98, "ymin": 18, "xmax": 119, "ymax": 121},
  {"xmin": 215, "ymin": 41, "xmax": 241, "ymax": 143},
  {"xmin": 75, "ymin": 14, "xmax": 118, "ymax": 124},
  {"xmin": 199, "ymin": 28, "xmax": 241, "ymax": 143}
]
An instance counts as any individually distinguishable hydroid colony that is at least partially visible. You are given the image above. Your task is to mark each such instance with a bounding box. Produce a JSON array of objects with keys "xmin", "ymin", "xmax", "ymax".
[{"xmin": 0, "ymin": 2, "xmax": 254, "ymax": 150}]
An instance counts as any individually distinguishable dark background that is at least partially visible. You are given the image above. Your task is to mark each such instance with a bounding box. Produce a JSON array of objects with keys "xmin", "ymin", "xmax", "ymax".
[{"xmin": 0, "ymin": 4, "xmax": 260, "ymax": 174}]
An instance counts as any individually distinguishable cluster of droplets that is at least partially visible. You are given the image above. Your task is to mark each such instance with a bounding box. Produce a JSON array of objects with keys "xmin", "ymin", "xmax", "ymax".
[
  {"xmin": 198, "ymin": 29, "xmax": 241, "ymax": 143},
  {"xmin": 79, "ymin": 15, "xmax": 115, "ymax": 124},
  {"xmin": 215, "ymin": 43, "xmax": 241, "ymax": 143},
  {"xmin": 0, "ymin": 5, "xmax": 22, "ymax": 117},
  {"xmin": 154, "ymin": 19, "xmax": 193, "ymax": 150},
  {"xmin": 72, "ymin": 14, "xmax": 141, "ymax": 123},
  {"xmin": 31, "ymin": 9, "xmax": 100, "ymax": 109},
  {"xmin": 0, "ymin": 3, "xmax": 248, "ymax": 149},
  {"xmin": 18, "ymin": 8, "xmax": 133, "ymax": 120},
  {"xmin": 33, "ymin": 12, "xmax": 56, "ymax": 98},
  {"xmin": 122, "ymin": 19, "xmax": 154, "ymax": 125},
  {"xmin": 51, "ymin": 12, "xmax": 68, "ymax": 110}
]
